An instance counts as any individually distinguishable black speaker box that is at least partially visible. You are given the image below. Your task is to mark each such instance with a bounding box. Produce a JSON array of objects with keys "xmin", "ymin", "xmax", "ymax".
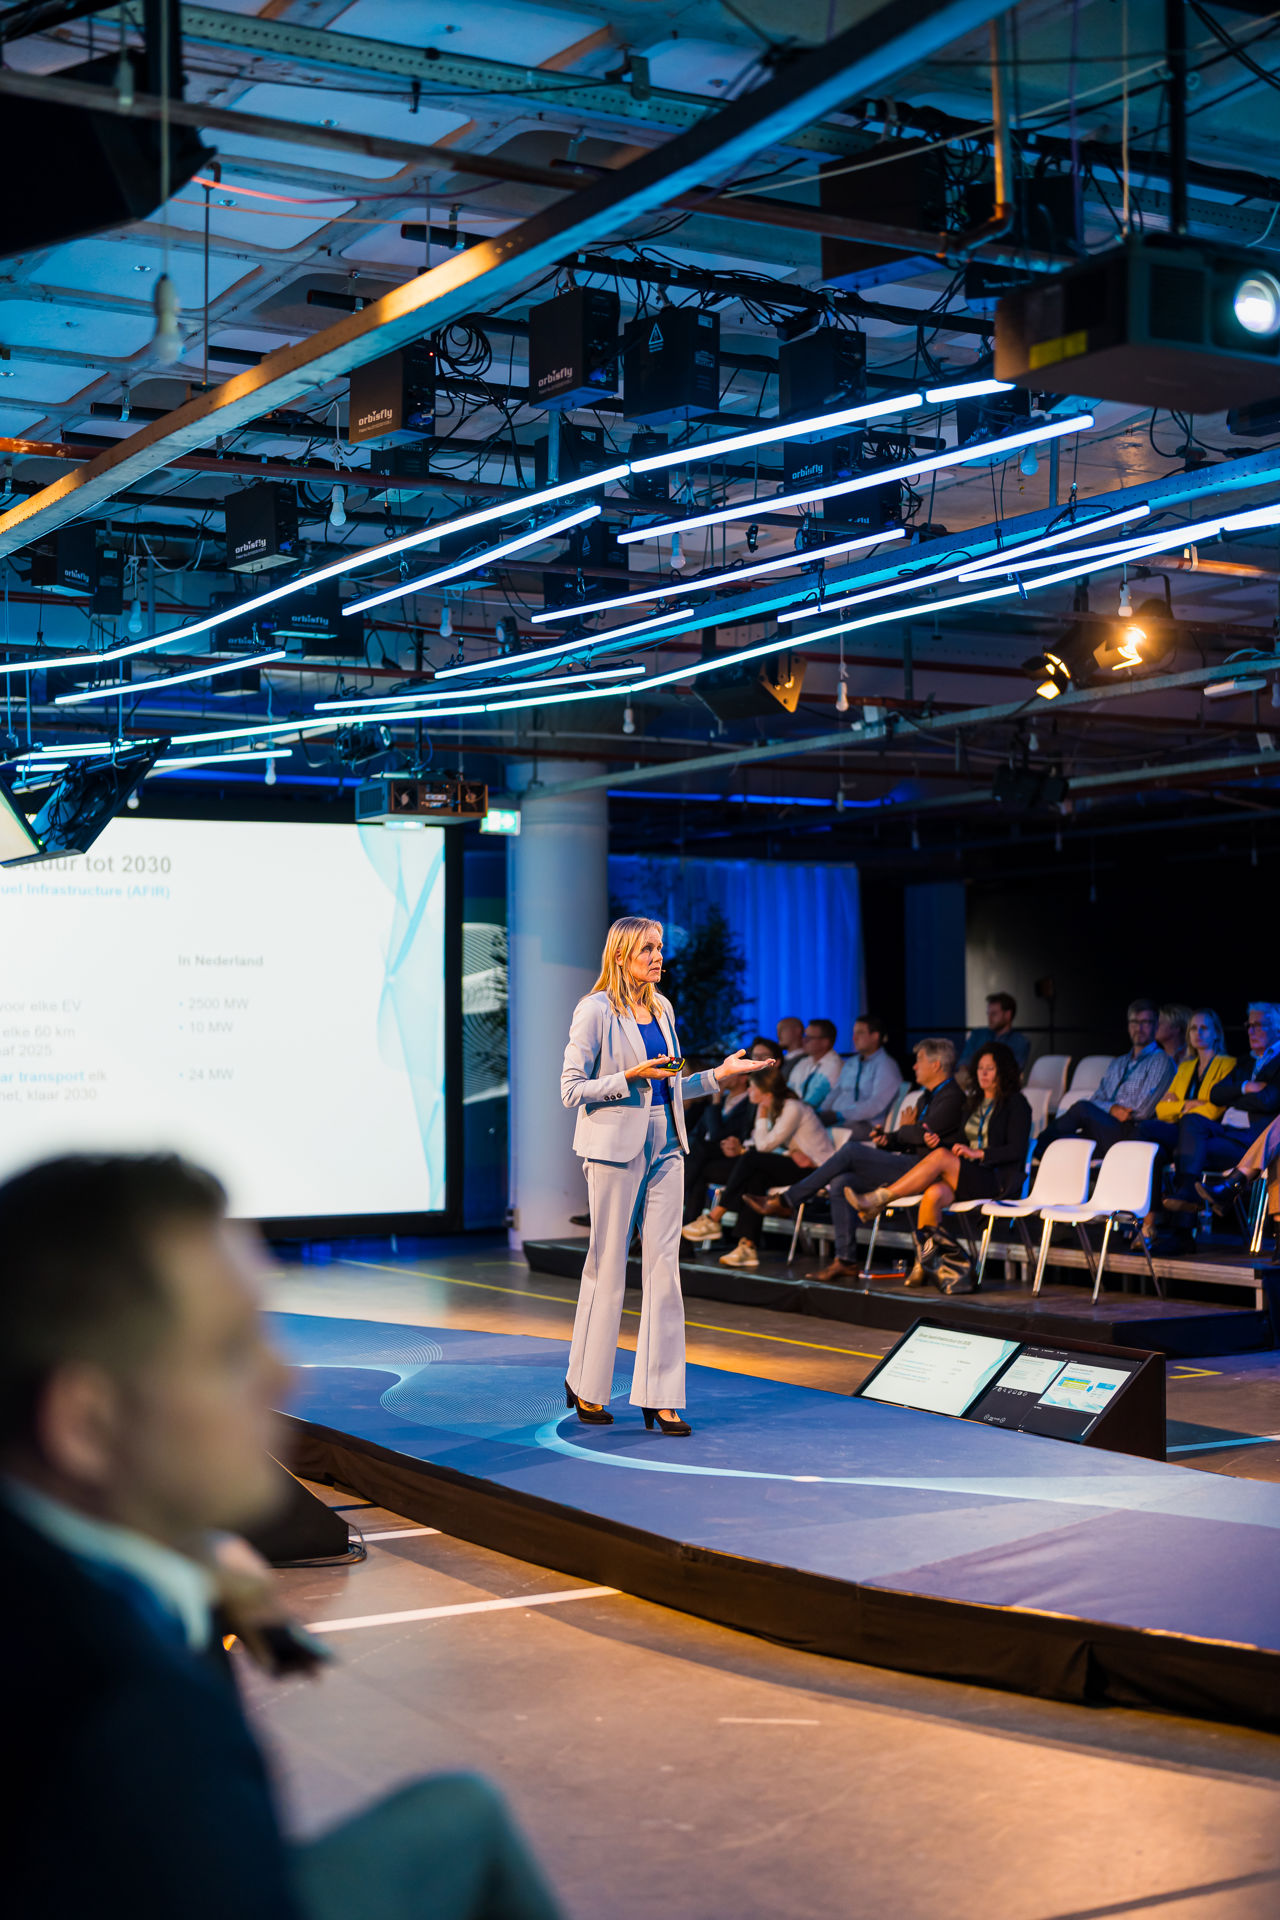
[
  {"xmin": 695, "ymin": 650, "xmax": 807, "ymax": 724},
  {"xmin": 348, "ymin": 341, "xmax": 437, "ymax": 447},
  {"xmin": 778, "ymin": 326, "xmax": 867, "ymax": 422},
  {"xmin": 0, "ymin": 47, "xmax": 212, "ymax": 260},
  {"xmin": 224, "ymin": 483, "xmax": 299, "ymax": 575},
  {"xmin": 533, "ymin": 421, "xmax": 607, "ymax": 487},
  {"xmin": 528, "ymin": 286, "xmax": 620, "ymax": 409},
  {"xmin": 623, "ymin": 307, "xmax": 719, "ymax": 424},
  {"xmin": 241, "ymin": 1457, "xmax": 354, "ymax": 1567}
]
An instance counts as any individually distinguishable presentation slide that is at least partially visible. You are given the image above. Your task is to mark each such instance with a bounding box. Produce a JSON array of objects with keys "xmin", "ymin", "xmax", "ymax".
[
  {"xmin": 858, "ymin": 1326, "xmax": 1019, "ymax": 1418},
  {"xmin": 1037, "ymin": 1364, "xmax": 1130, "ymax": 1419},
  {"xmin": 0, "ymin": 817, "xmax": 448, "ymax": 1218}
]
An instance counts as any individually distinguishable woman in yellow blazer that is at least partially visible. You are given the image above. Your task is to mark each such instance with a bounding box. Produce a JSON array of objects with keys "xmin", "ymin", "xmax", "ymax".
[{"xmin": 1137, "ymin": 1008, "xmax": 1234, "ymax": 1235}]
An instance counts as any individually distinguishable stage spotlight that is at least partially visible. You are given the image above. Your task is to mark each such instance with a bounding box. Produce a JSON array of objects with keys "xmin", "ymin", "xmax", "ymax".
[
  {"xmin": 1233, "ymin": 271, "xmax": 1280, "ymax": 339},
  {"xmin": 1024, "ymin": 650, "xmax": 1072, "ymax": 700},
  {"xmin": 1091, "ymin": 594, "xmax": 1174, "ymax": 673}
]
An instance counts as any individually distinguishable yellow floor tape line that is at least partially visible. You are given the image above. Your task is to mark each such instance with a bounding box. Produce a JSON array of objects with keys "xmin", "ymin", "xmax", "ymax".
[{"xmin": 341, "ymin": 1259, "xmax": 886, "ymax": 1361}]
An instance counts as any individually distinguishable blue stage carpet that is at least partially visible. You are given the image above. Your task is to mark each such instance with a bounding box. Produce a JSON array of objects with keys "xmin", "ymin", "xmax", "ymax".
[{"xmin": 273, "ymin": 1314, "xmax": 1280, "ymax": 1729}]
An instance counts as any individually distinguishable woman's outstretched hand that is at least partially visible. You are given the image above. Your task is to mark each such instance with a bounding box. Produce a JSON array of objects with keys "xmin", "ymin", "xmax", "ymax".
[{"xmin": 714, "ymin": 1049, "xmax": 777, "ymax": 1085}]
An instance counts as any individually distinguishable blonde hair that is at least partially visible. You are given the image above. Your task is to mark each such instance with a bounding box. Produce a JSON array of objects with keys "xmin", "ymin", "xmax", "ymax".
[{"xmin": 594, "ymin": 916, "xmax": 663, "ymax": 1016}]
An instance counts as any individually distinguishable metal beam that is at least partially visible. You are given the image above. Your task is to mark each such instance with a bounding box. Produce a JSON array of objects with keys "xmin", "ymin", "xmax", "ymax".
[
  {"xmin": 551, "ymin": 656, "xmax": 1280, "ymax": 795},
  {"xmin": 169, "ymin": 3, "xmax": 863, "ymax": 158},
  {"xmin": 0, "ymin": 0, "xmax": 1025, "ymax": 560}
]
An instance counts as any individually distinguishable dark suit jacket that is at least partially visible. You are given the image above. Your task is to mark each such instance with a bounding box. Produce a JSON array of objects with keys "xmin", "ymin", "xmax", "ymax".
[
  {"xmin": 883, "ymin": 1075, "xmax": 966, "ymax": 1152},
  {"xmin": 961, "ymin": 1090, "xmax": 1033, "ymax": 1197},
  {"xmin": 691, "ymin": 1092, "xmax": 752, "ymax": 1148},
  {"xmin": 1203, "ymin": 1052, "xmax": 1280, "ymax": 1130},
  {"xmin": 2, "ymin": 1500, "xmax": 302, "ymax": 1920}
]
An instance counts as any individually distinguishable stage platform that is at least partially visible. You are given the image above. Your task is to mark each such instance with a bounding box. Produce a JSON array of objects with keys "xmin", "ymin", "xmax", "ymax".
[
  {"xmin": 524, "ymin": 1237, "xmax": 1280, "ymax": 1359},
  {"xmin": 275, "ymin": 1311, "xmax": 1280, "ymax": 1731}
]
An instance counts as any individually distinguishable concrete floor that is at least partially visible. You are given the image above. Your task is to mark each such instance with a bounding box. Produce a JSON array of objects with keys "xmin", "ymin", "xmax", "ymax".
[{"xmin": 247, "ymin": 1245, "xmax": 1280, "ymax": 1919}]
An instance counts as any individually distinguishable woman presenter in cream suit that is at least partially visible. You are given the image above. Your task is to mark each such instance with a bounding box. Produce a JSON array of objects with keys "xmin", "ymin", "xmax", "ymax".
[{"xmin": 561, "ymin": 916, "xmax": 775, "ymax": 1435}]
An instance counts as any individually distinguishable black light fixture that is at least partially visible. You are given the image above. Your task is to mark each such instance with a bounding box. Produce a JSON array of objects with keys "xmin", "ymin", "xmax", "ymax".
[{"xmin": 1090, "ymin": 591, "xmax": 1176, "ymax": 675}]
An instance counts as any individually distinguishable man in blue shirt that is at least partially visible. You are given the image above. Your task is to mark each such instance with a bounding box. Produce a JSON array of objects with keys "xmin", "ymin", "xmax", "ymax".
[
  {"xmin": 825, "ymin": 1015, "xmax": 902, "ymax": 1138},
  {"xmin": 785, "ymin": 1018, "xmax": 842, "ymax": 1112},
  {"xmin": 959, "ymin": 993, "xmax": 1031, "ymax": 1078},
  {"xmin": 1033, "ymin": 1000, "xmax": 1175, "ymax": 1159}
]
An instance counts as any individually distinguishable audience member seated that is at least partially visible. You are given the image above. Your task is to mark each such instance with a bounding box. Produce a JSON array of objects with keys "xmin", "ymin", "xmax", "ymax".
[
  {"xmin": 845, "ymin": 1043, "xmax": 1031, "ymax": 1289},
  {"xmin": 745, "ymin": 1038, "xmax": 965, "ymax": 1282},
  {"xmin": 959, "ymin": 992, "xmax": 1031, "ymax": 1077},
  {"xmin": 681, "ymin": 1067, "xmax": 832, "ymax": 1269},
  {"xmin": 1132, "ymin": 1008, "xmax": 1234, "ymax": 1238},
  {"xmin": 2, "ymin": 1153, "xmax": 561, "ymax": 1920},
  {"xmin": 1157, "ymin": 1002, "xmax": 1193, "ymax": 1062},
  {"xmin": 785, "ymin": 1018, "xmax": 843, "ymax": 1111},
  {"xmin": 826, "ymin": 1014, "xmax": 902, "ymax": 1137},
  {"xmin": 1162, "ymin": 1002, "xmax": 1280, "ymax": 1213},
  {"xmin": 680, "ymin": 1039, "xmax": 775, "ymax": 1225},
  {"xmin": 776, "ymin": 1015, "xmax": 805, "ymax": 1064},
  {"xmin": 1197, "ymin": 1108, "xmax": 1280, "ymax": 1244},
  {"xmin": 1033, "ymin": 1000, "xmax": 1174, "ymax": 1158}
]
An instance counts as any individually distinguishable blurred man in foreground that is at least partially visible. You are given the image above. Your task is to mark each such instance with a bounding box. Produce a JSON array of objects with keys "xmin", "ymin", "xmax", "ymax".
[{"xmin": 1, "ymin": 1153, "xmax": 560, "ymax": 1920}]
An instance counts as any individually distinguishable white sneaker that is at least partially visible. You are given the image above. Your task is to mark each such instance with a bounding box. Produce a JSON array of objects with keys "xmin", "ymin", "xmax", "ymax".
[
  {"xmin": 719, "ymin": 1238, "xmax": 759, "ymax": 1269},
  {"xmin": 681, "ymin": 1213, "xmax": 721, "ymax": 1241}
]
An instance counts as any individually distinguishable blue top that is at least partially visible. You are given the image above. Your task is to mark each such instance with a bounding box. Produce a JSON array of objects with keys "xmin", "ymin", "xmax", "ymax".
[{"xmin": 636, "ymin": 1018, "xmax": 671, "ymax": 1104}]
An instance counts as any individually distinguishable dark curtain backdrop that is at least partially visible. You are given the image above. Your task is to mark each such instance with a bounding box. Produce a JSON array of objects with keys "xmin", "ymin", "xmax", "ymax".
[{"xmin": 609, "ymin": 855, "xmax": 864, "ymax": 1046}]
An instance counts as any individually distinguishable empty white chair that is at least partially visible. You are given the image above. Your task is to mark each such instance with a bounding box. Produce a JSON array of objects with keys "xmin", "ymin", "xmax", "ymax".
[
  {"xmin": 1021, "ymin": 1086, "xmax": 1052, "ymax": 1138},
  {"xmin": 1025, "ymin": 1053, "xmax": 1071, "ymax": 1113},
  {"xmin": 972, "ymin": 1137, "xmax": 1094, "ymax": 1286},
  {"xmin": 1056, "ymin": 1054, "xmax": 1113, "ymax": 1116},
  {"xmin": 1032, "ymin": 1140, "xmax": 1161, "ymax": 1301}
]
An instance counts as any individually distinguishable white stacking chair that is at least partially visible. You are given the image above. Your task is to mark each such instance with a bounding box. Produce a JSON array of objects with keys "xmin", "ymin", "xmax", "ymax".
[
  {"xmin": 1025, "ymin": 1054, "xmax": 1071, "ymax": 1114},
  {"xmin": 1056, "ymin": 1054, "xmax": 1113, "ymax": 1117},
  {"xmin": 972, "ymin": 1137, "xmax": 1094, "ymax": 1286},
  {"xmin": 1021, "ymin": 1086, "xmax": 1052, "ymax": 1138},
  {"xmin": 1031, "ymin": 1140, "xmax": 1161, "ymax": 1301}
]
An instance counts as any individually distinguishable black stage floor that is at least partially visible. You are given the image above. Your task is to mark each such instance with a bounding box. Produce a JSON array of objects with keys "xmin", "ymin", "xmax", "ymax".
[
  {"xmin": 276, "ymin": 1312, "xmax": 1280, "ymax": 1731},
  {"xmin": 523, "ymin": 1238, "xmax": 1280, "ymax": 1358}
]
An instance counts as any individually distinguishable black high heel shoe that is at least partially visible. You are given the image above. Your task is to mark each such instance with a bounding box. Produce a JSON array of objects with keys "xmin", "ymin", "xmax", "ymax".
[
  {"xmin": 565, "ymin": 1381, "xmax": 613, "ymax": 1425},
  {"xmin": 642, "ymin": 1407, "xmax": 692, "ymax": 1436}
]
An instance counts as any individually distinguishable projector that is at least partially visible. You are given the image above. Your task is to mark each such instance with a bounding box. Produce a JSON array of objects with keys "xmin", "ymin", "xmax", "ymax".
[
  {"xmin": 355, "ymin": 776, "xmax": 488, "ymax": 826},
  {"xmin": 995, "ymin": 235, "xmax": 1280, "ymax": 409}
]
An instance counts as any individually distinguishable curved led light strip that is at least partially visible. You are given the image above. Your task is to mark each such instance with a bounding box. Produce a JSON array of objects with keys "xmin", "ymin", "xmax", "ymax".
[
  {"xmin": 314, "ymin": 665, "xmax": 644, "ymax": 713},
  {"xmin": 615, "ymin": 415, "xmax": 1095, "ymax": 547},
  {"xmin": 150, "ymin": 748, "xmax": 294, "ymax": 775},
  {"xmin": 0, "ymin": 380, "xmax": 1022, "ymax": 677},
  {"xmin": 528, "ymin": 527, "xmax": 905, "ymax": 627},
  {"xmin": 344, "ymin": 504, "xmax": 603, "ymax": 617},
  {"xmin": 778, "ymin": 506, "xmax": 1151, "ymax": 624},
  {"xmin": 54, "ymin": 648, "xmax": 287, "ymax": 707}
]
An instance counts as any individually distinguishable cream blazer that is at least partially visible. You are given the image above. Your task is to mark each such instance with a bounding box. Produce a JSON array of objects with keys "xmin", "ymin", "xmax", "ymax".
[{"xmin": 561, "ymin": 989, "xmax": 720, "ymax": 1162}]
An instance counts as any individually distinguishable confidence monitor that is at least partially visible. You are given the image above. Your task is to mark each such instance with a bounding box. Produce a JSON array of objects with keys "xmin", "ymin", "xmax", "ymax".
[
  {"xmin": 0, "ymin": 816, "xmax": 460, "ymax": 1236},
  {"xmin": 855, "ymin": 1318, "xmax": 1165, "ymax": 1459}
]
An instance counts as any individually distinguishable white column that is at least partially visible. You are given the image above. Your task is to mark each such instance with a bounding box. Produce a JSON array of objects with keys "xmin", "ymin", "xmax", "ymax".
[{"xmin": 506, "ymin": 759, "xmax": 608, "ymax": 1246}]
